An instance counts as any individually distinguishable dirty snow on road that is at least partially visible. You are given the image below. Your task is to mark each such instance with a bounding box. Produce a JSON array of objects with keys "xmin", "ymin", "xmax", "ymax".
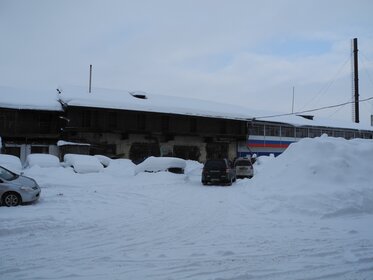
[{"xmin": 1, "ymin": 135, "xmax": 373, "ymax": 279}]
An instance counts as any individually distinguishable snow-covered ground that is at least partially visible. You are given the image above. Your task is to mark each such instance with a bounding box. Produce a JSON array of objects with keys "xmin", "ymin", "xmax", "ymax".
[{"xmin": 1, "ymin": 135, "xmax": 373, "ymax": 280}]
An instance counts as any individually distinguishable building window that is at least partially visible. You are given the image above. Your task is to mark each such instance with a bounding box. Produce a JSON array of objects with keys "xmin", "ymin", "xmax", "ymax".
[
  {"xmin": 281, "ymin": 126, "xmax": 294, "ymax": 137},
  {"xmin": 308, "ymin": 128, "xmax": 321, "ymax": 138},
  {"xmin": 296, "ymin": 128, "xmax": 308, "ymax": 138},
  {"xmin": 321, "ymin": 129, "xmax": 333, "ymax": 136},
  {"xmin": 249, "ymin": 124, "xmax": 264, "ymax": 136},
  {"xmin": 363, "ymin": 132, "xmax": 373, "ymax": 139},
  {"xmin": 265, "ymin": 125, "xmax": 280, "ymax": 136},
  {"xmin": 333, "ymin": 130, "xmax": 345, "ymax": 138},
  {"xmin": 345, "ymin": 131, "xmax": 355, "ymax": 139}
]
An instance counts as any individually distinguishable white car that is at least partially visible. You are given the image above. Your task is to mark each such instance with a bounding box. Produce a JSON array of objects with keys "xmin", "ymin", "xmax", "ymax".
[{"xmin": 234, "ymin": 158, "xmax": 254, "ymax": 179}]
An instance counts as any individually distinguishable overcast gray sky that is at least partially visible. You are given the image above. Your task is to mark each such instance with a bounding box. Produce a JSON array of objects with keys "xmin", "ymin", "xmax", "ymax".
[{"xmin": 1, "ymin": 0, "xmax": 373, "ymax": 124}]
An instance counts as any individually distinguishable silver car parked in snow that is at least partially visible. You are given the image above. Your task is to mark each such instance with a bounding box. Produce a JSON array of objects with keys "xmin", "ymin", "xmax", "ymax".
[
  {"xmin": 0, "ymin": 165, "xmax": 41, "ymax": 207},
  {"xmin": 234, "ymin": 158, "xmax": 254, "ymax": 179}
]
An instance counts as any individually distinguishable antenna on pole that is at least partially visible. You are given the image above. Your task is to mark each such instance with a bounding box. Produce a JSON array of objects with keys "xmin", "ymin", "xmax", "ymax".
[
  {"xmin": 291, "ymin": 86, "xmax": 295, "ymax": 114},
  {"xmin": 89, "ymin": 64, "xmax": 92, "ymax": 93}
]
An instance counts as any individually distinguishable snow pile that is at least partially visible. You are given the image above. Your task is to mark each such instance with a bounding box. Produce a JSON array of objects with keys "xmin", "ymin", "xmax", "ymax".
[
  {"xmin": 63, "ymin": 154, "xmax": 104, "ymax": 174},
  {"xmin": 185, "ymin": 159, "xmax": 203, "ymax": 174},
  {"xmin": 135, "ymin": 156, "xmax": 186, "ymax": 174},
  {"xmin": 103, "ymin": 159, "xmax": 136, "ymax": 177},
  {"xmin": 1, "ymin": 137, "xmax": 373, "ymax": 280},
  {"xmin": 252, "ymin": 134, "xmax": 373, "ymax": 217},
  {"xmin": 25, "ymin": 153, "xmax": 61, "ymax": 168},
  {"xmin": 0, "ymin": 154, "xmax": 22, "ymax": 173},
  {"xmin": 94, "ymin": 155, "xmax": 112, "ymax": 167}
]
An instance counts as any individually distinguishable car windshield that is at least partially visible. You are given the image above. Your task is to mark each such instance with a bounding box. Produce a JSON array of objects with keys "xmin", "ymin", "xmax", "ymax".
[
  {"xmin": 235, "ymin": 160, "xmax": 251, "ymax": 167},
  {"xmin": 204, "ymin": 160, "xmax": 226, "ymax": 169},
  {"xmin": 0, "ymin": 166, "xmax": 18, "ymax": 181}
]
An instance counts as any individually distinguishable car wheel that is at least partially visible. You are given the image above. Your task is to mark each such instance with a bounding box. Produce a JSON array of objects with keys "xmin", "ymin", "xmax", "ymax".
[
  {"xmin": 2, "ymin": 192, "xmax": 22, "ymax": 207},
  {"xmin": 202, "ymin": 180, "xmax": 207, "ymax": 185}
]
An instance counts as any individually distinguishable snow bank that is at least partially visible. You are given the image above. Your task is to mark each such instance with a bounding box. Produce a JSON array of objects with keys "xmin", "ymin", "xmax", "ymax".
[
  {"xmin": 94, "ymin": 155, "xmax": 112, "ymax": 167},
  {"xmin": 2, "ymin": 136, "xmax": 373, "ymax": 280},
  {"xmin": 26, "ymin": 153, "xmax": 61, "ymax": 168},
  {"xmin": 135, "ymin": 156, "xmax": 186, "ymax": 174},
  {"xmin": 103, "ymin": 159, "xmax": 135, "ymax": 177},
  {"xmin": 63, "ymin": 154, "xmax": 104, "ymax": 174},
  {"xmin": 252, "ymin": 135, "xmax": 373, "ymax": 217},
  {"xmin": 0, "ymin": 154, "xmax": 22, "ymax": 173}
]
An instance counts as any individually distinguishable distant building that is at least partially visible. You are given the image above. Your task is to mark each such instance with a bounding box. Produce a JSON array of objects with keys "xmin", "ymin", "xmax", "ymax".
[{"xmin": 1, "ymin": 86, "xmax": 372, "ymax": 164}]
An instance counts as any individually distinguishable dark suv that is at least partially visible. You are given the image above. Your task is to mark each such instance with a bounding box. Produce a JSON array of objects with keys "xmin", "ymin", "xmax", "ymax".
[{"xmin": 201, "ymin": 159, "xmax": 236, "ymax": 186}]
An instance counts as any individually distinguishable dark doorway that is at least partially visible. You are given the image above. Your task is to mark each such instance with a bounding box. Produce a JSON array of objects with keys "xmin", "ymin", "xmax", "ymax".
[
  {"xmin": 31, "ymin": 146, "xmax": 49, "ymax": 154},
  {"xmin": 173, "ymin": 145, "xmax": 200, "ymax": 161},
  {"xmin": 206, "ymin": 143, "xmax": 228, "ymax": 160},
  {"xmin": 129, "ymin": 142, "xmax": 160, "ymax": 164},
  {"xmin": 2, "ymin": 146, "xmax": 21, "ymax": 158}
]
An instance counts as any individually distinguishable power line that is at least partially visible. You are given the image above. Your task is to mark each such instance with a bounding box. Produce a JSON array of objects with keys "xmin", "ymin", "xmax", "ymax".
[
  {"xmin": 253, "ymin": 96, "xmax": 373, "ymax": 120},
  {"xmin": 360, "ymin": 51, "xmax": 373, "ymax": 88},
  {"xmin": 298, "ymin": 55, "xmax": 351, "ymax": 111},
  {"xmin": 328, "ymin": 102, "xmax": 348, "ymax": 118}
]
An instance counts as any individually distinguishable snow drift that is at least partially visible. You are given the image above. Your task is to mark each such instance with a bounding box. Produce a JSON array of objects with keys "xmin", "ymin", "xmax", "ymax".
[
  {"xmin": 252, "ymin": 134, "xmax": 373, "ymax": 217},
  {"xmin": 1, "ymin": 136, "xmax": 373, "ymax": 280}
]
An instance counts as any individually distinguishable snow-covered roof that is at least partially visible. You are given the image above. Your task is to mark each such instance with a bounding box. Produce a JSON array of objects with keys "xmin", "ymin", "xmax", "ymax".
[
  {"xmin": 1, "ymin": 85, "xmax": 372, "ymax": 131},
  {"xmin": 58, "ymin": 86, "xmax": 373, "ymax": 131},
  {"xmin": 58, "ymin": 85, "xmax": 255, "ymax": 121},
  {"xmin": 0, "ymin": 86, "xmax": 62, "ymax": 111}
]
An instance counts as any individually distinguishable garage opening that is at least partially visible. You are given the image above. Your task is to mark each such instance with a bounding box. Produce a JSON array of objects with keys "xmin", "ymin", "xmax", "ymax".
[
  {"xmin": 173, "ymin": 145, "xmax": 200, "ymax": 161},
  {"xmin": 206, "ymin": 143, "xmax": 228, "ymax": 160},
  {"xmin": 129, "ymin": 142, "xmax": 160, "ymax": 164}
]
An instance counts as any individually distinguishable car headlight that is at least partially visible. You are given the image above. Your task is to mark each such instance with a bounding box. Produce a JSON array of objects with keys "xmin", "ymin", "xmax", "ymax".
[{"xmin": 20, "ymin": 186, "xmax": 34, "ymax": 192}]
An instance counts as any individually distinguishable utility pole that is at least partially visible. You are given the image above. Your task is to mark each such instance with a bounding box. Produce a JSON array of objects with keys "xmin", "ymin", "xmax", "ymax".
[
  {"xmin": 89, "ymin": 64, "xmax": 92, "ymax": 93},
  {"xmin": 353, "ymin": 38, "xmax": 359, "ymax": 123}
]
